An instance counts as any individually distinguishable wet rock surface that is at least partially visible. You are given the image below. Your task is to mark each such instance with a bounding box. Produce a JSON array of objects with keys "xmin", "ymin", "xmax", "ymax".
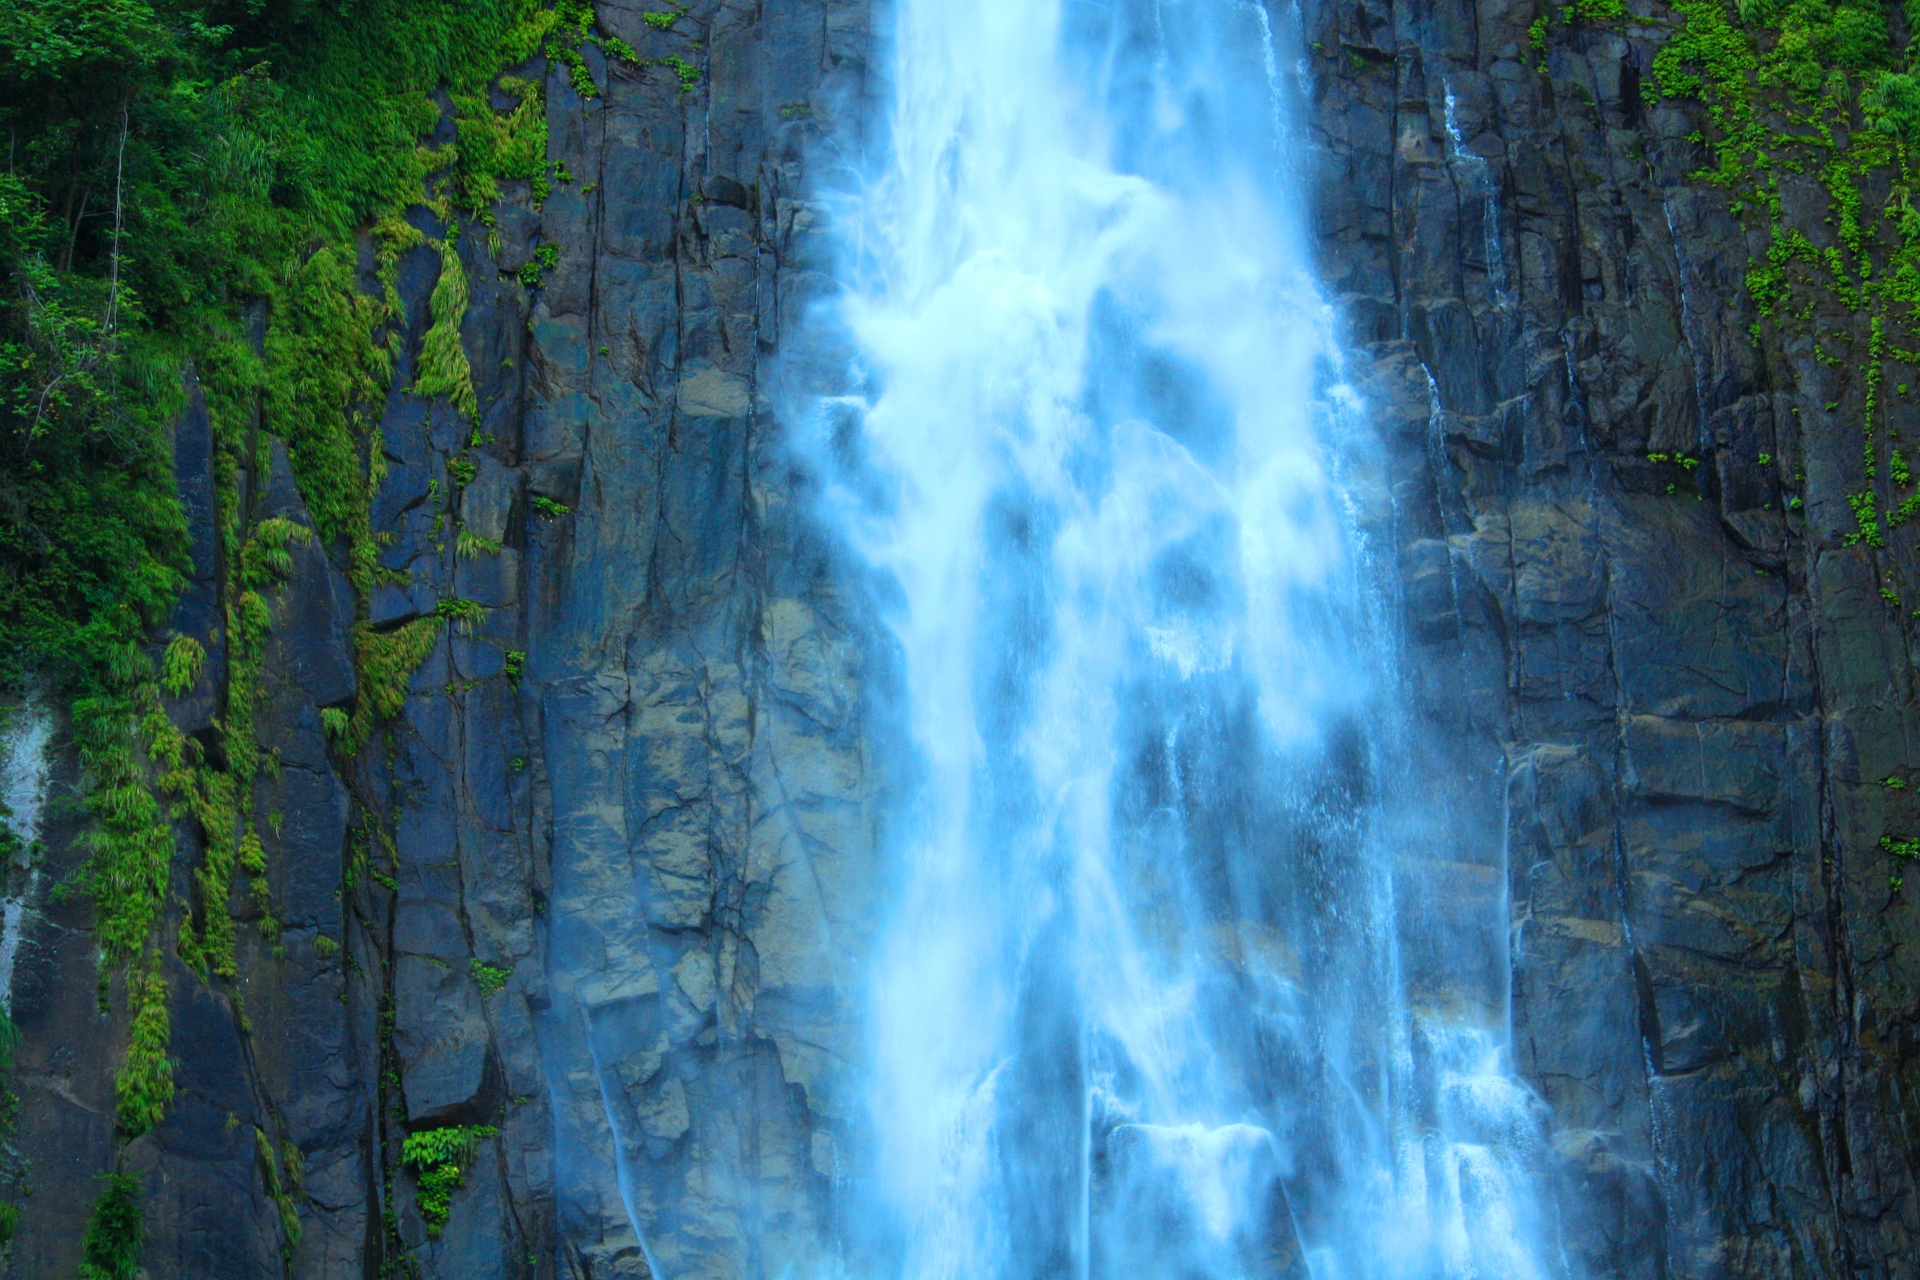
[
  {"xmin": 4, "ymin": 0, "xmax": 1917, "ymax": 1276},
  {"xmin": 1309, "ymin": 0, "xmax": 1918, "ymax": 1274}
]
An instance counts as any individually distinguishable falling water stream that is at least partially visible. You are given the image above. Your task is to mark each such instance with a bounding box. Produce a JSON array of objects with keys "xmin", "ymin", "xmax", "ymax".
[{"xmin": 798, "ymin": 0, "xmax": 1562, "ymax": 1276}]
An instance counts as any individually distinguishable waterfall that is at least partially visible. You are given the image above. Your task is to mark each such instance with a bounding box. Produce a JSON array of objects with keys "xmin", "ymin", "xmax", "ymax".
[{"xmin": 795, "ymin": 0, "xmax": 1562, "ymax": 1275}]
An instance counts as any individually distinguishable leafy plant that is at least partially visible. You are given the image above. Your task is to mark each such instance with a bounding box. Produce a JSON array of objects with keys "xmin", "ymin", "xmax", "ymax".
[
  {"xmin": 435, "ymin": 597, "xmax": 486, "ymax": 632},
  {"xmin": 78, "ymin": 1171, "xmax": 143, "ymax": 1280},
  {"xmin": 470, "ymin": 960, "xmax": 511, "ymax": 995},
  {"xmin": 402, "ymin": 1124, "xmax": 499, "ymax": 1236},
  {"xmin": 517, "ymin": 242, "xmax": 559, "ymax": 288},
  {"xmin": 159, "ymin": 635, "xmax": 204, "ymax": 697},
  {"xmin": 1882, "ymin": 834, "xmax": 1920, "ymax": 890},
  {"xmin": 412, "ymin": 239, "xmax": 478, "ymax": 422}
]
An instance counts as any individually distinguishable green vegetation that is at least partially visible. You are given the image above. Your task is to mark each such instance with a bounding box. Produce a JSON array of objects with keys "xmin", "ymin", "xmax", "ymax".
[
  {"xmin": 0, "ymin": 0, "xmax": 688, "ymax": 1261},
  {"xmin": 1531, "ymin": 0, "xmax": 1632, "ymax": 68},
  {"xmin": 254, "ymin": 1127, "xmax": 302, "ymax": 1255},
  {"xmin": 1640, "ymin": 0, "xmax": 1920, "ymax": 885},
  {"xmin": 1644, "ymin": 0, "xmax": 1920, "ymax": 539},
  {"xmin": 470, "ymin": 959, "xmax": 512, "ymax": 995},
  {"xmin": 413, "ymin": 238, "xmax": 479, "ymax": 423},
  {"xmin": 531, "ymin": 494, "xmax": 571, "ymax": 518},
  {"xmin": 78, "ymin": 1172, "xmax": 143, "ymax": 1280},
  {"xmin": 457, "ymin": 529, "xmax": 503, "ymax": 558},
  {"xmin": 518, "ymin": 241, "xmax": 560, "ymax": 288},
  {"xmin": 401, "ymin": 1124, "xmax": 499, "ymax": 1236},
  {"xmin": 435, "ymin": 597, "xmax": 488, "ymax": 632},
  {"xmin": 1883, "ymin": 834, "xmax": 1920, "ymax": 888}
]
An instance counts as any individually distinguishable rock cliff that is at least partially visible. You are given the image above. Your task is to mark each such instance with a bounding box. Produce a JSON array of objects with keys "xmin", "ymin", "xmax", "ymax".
[
  {"xmin": 1310, "ymin": 0, "xmax": 1920, "ymax": 1274},
  {"xmin": 1, "ymin": 0, "xmax": 1916, "ymax": 1277}
]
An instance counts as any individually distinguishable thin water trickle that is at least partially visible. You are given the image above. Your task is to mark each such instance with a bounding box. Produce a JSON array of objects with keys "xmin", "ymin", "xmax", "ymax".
[
  {"xmin": 0, "ymin": 684, "xmax": 53, "ymax": 1017},
  {"xmin": 795, "ymin": 0, "xmax": 1562, "ymax": 1276}
]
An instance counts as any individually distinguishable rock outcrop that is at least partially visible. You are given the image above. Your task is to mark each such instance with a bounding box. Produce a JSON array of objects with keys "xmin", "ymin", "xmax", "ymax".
[{"xmin": 1309, "ymin": 0, "xmax": 1919, "ymax": 1274}]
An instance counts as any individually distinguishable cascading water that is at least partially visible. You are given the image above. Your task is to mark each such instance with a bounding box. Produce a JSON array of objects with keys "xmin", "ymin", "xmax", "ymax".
[{"xmin": 797, "ymin": 0, "xmax": 1563, "ymax": 1276}]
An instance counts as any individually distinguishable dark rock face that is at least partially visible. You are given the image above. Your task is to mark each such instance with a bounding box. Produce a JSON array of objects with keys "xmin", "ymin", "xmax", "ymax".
[
  {"xmin": 4, "ymin": 0, "xmax": 1917, "ymax": 1276},
  {"xmin": 1307, "ymin": 0, "xmax": 1918, "ymax": 1275}
]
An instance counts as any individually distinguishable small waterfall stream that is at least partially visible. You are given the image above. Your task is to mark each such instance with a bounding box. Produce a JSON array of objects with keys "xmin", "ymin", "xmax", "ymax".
[{"xmin": 798, "ymin": 0, "xmax": 1562, "ymax": 1275}]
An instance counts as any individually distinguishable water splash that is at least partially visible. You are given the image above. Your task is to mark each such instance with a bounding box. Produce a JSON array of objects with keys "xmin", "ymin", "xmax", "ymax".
[{"xmin": 795, "ymin": 0, "xmax": 1562, "ymax": 1276}]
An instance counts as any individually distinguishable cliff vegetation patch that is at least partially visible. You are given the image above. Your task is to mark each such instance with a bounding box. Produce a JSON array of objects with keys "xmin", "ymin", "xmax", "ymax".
[{"xmin": 0, "ymin": 0, "xmax": 643, "ymax": 1264}]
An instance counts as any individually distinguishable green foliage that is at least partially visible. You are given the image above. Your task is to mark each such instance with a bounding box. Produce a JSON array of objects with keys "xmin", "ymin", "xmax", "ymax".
[
  {"xmin": 113, "ymin": 953, "xmax": 172, "ymax": 1138},
  {"xmin": 504, "ymin": 648, "xmax": 526, "ymax": 686},
  {"xmin": 456, "ymin": 529, "xmax": 502, "ymax": 558},
  {"xmin": 158, "ymin": 635, "xmax": 204, "ymax": 697},
  {"xmin": 470, "ymin": 959, "xmax": 511, "ymax": 995},
  {"xmin": 3, "ymin": 4, "xmax": 572, "ymax": 1203},
  {"xmin": 531, "ymin": 494, "xmax": 571, "ymax": 518},
  {"xmin": 264, "ymin": 248, "xmax": 387, "ymax": 577},
  {"xmin": 518, "ymin": 241, "xmax": 560, "ymax": 288},
  {"xmin": 413, "ymin": 238, "xmax": 478, "ymax": 422},
  {"xmin": 448, "ymin": 454, "xmax": 478, "ymax": 487},
  {"xmin": 253, "ymin": 1126, "xmax": 302, "ymax": 1251},
  {"xmin": 1529, "ymin": 0, "xmax": 1632, "ymax": 63},
  {"xmin": 350, "ymin": 615, "xmax": 444, "ymax": 743},
  {"xmin": 447, "ymin": 76, "xmax": 549, "ymax": 217},
  {"xmin": 1646, "ymin": 1, "xmax": 1920, "ymax": 545},
  {"xmin": 402, "ymin": 1124, "xmax": 499, "ymax": 1236},
  {"xmin": 78, "ymin": 1171, "xmax": 143, "ymax": 1280},
  {"xmin": 435, "ymin": 597, "xmax": 487, "ymax": 633},
  {"xmin": 239, "ymin": 516, "xmax": 312, "ymax": 591},
  {"xmin": 601, "ymin": 34, "xmax": 643, "ymax": 64},
  {"xmin": 71, "ymin": 685, "xmax": 173, "ymax": 973},
  {"xmin": 660, "ymin": 55, "xmax": 701, "ymax": 92},
  {"xmin": 1883, "ymin": 833, "xmax": 1920, "ymax": 889}
]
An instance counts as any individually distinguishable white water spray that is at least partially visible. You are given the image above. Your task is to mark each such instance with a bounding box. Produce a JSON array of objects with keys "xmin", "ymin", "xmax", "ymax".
[{"xmin": 796, "ymin": 0, "xmax": 1562, "ymax": 1276}]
